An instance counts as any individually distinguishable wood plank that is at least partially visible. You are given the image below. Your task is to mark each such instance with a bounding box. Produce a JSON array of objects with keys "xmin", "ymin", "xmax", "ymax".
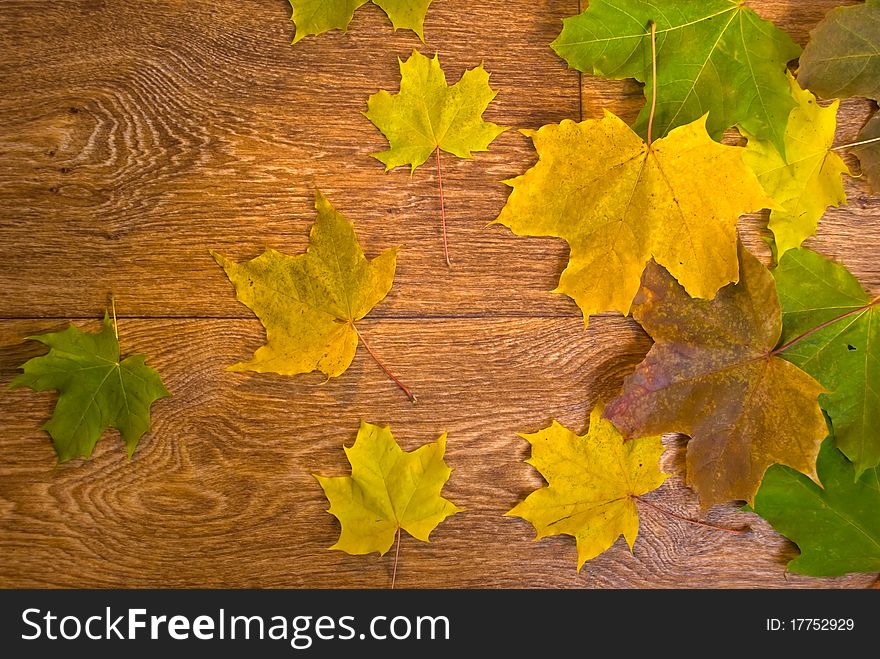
[
  {"xmin": 0, "ymin": 317, "xmax": 874, "ymax": 588},
  {"xmin": 1, "ymin": 1, "xmax": 876, "ymax": 320},
  {"xmin": 0, "ymin": 0, "xmax": 877, "ymax": 590},
  {"xmin": 0, "ymin": 0, "xmax": 582, "ymax": 319}
]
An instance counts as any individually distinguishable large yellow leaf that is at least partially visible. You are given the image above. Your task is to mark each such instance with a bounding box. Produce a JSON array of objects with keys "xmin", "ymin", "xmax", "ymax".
[
  {"xmin": 507, "ymin": 407, "xmax": 666, "ymax": 570},
  {"xmin": 742, "ymin": 74, "xmax": 850, "ymax": 257},
  {"xmin": 315, "ymin": 421, "xmax": 461, "ymax": 555},
  {"xmin": 212, "ymin": 190, "xmax": 397, "ymax": 377},
  {"xmin": 494, "ymin": 112, "xmax": 773, "ymax": 323}
]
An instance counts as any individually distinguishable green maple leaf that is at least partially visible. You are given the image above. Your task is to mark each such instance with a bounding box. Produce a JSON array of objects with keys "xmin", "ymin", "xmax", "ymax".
[
  {"xmin": 10, "ymin": 314, "xmax": 170, "ymax": 461},
  {"xmin": 288, "ymin": 0, "xmax": 433, "ymax": 44},
  {"xmin": 315, "ymin": 421, "xmax": 461, "ymax": 555},
  {"xmin": 365, "ymin": 50, "xmax": 508, "ymax": 172},
  {"xmin": 742, "ymin": 74, "xmax": 850, "ymax": 257},
  {"xmin": 751, "ymin": 435, "xmax": 880, "ymax": 577},
  {"xmin": 212, "ymin": 189, "xmax": 399, "ymax": 382},
  {"xmin": 774, "ymin": 248, "xmax": 880, "ymax": 475},
  {"xmin": 797, "ymin": 0, "xmax": 880, "ymax": 102},
  {"xmin": 552, "ymin": 0, "xmax": 801, "ymax": 156}
]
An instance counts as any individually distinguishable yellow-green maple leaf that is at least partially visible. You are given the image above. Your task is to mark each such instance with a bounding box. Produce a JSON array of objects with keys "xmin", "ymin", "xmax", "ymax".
[
  {"xmin": 315, "ymin": 421, "xmax": 461, "ymax": 555},
  {"xmin": 11, "ymin": 313, "xmax": 169, "ymax": 461},
  {"xmin": 288, "ymin": 0, "xmax": 433, "ymax": 44},
  {"xmin": 374, "ymin": 0, "xmax": 432, "ymax": 38},
  {"xmin": 494, "ymin": 112, "xmax": 773, "ymax": 323},
  {"xmin": 507, "ymin": 407, "xmax": 667, "ymax": 570},
  {"xmin": 743, "ymin": 74, "xmax": 850, "ymax": 257},
  {"xmin": 212, "ymin": 190, "xmax": 397, "ymax": 377},
  {"xmin": 365, "ymin": 50, "xmax": 508, "ymax": 172}
]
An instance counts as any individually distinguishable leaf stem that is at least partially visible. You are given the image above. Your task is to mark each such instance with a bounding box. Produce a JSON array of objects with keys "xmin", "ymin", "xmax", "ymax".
[
  {"xmin": 391, "ymin": 526, "xmax": 401, "ymax": 590},
  {"xmin": 634, "ymin": 495, "xmax": 750, "ymax": 534},
  {"xmin": 110, "ymin": 296, "xmax": 119, "ymax": 340},
  {"xmin": 831, "ymin": 135, "xmax": 880, "ymax": 151},
  {"xmin": 647, "ymin": 21, "xmax": 658, "ymax": 148},
  {"xmin": 770, "ymin": 296, "xmax": 880, "ymax": 357},
  {"xmin": 435, "ymin": 146, "xmax": 450, "ymax": 267},
  {"xmin": 352, "ymin": 324, "xmax": 417, "ymax": 403}
]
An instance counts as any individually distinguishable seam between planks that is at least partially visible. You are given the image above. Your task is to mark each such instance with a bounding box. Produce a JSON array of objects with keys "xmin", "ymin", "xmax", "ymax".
[{"xmin": 0, "ymin": 313, "xmax": 587, "ymax": 321}]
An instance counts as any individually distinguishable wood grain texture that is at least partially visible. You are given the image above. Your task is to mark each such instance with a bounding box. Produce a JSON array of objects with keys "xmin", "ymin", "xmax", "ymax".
[
  {"xmin": 0, "ymin": 0, "xmax": 877, "ymax": 588},
  {"xmin": 1, "ymin": 317, "xmax": 873, "ymax": 589}
]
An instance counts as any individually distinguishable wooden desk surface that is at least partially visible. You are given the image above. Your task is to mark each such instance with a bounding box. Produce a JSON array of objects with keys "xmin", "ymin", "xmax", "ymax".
[{"xmin": 0, "ymin": 0, "xmax": 877, "ymax": 588}]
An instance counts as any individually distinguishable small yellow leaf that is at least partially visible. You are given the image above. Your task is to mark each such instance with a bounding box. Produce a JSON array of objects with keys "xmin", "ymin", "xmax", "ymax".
[
  {"xmin": 743, "ymin": 73, "xmax": 850, "ymax": 256},
  {"xmin": 288, "ymin": 0, "xmax": 432, "ymax": 44},
  {"xmin": 316, "ymin": 421, "xmax": 462, "ymax": 555},
  {"xmin": 507, "ymin": 407, "xmax": 667, "ymax": 570},
  {"xmin": 365, "ymin": 50, "xmax": 508, "ymax": 172}
]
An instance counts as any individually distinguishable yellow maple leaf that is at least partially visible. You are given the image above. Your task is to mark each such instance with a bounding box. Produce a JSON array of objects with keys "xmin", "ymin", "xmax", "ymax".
[
  {"xmin": 494, "ymin": 112, "xmax": 774, "ymax": 323},
  {"xmin": 365, "ymin": 50, "xmax": 508, "ymax": 172},
  {"xmin": 315, "ymin": 421, "xmax": 462, "ymax": 555},
  {"xmin": 742, "ymin": 73, "xmax": 850, "ymax": 257},
  {"xmin": 506, "ymin": 407, "xmax": 667, "ymax": 570},
  {"xmin": 212, "ymin": 190, "xmax": 397, "ymax": 378}
]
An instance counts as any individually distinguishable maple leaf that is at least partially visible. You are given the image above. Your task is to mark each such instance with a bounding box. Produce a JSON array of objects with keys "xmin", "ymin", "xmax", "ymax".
[
  {"xmin": 552, "ymin": 0, "xmax": 801, "ymax": 156},
  {"xmin": 506, "ymin": 406, "xmax": 666, "ymax": 570},
  {"xmin": 742, "ymin": 74, "xmax": 850, "ymax": 257},
  {"xmin": 493, "ymin": 112, "xmax": 772, "ymax": 322},
  {"xmin": 373, "ymin": 0, "xmax": 432, "ymax": 39},
  {"xmin": 315, "ymin": 421, "xmax": 461, "ymax": 555},
  {"xmin": 288, "ymin": 0, "xmax": 432, "ymax": 44},
  {"xmin": 212, "ymin": 190, "xmax": 413, "ymax": 399},
  {"xmin": 365, "ymin": 50, "xmax": 507, "ymax": 171},
  {"xmin": 10, "ymin": 313, "xmax": 170, "ymax": 461},
  {"xmin": 751, "ymin": 435, "xmax": 880, "ymax": 577},
  {"xmin": 855, "ymin": 112, "xmax": 880, "ymax": 192},
  {"xmin": 604, "ymin": 242, "xmax": 827, "ymax": 508},
  {"xmin": 365, "ymin": 50, "xmax": 507, "ymax": 264},
  {"xmin": 797, "ymin": 0, "xmax": 880, "ymax": 102},
  {"xmin": 773, "ymin": 248, "xmax": 880, "ymax": 475}
]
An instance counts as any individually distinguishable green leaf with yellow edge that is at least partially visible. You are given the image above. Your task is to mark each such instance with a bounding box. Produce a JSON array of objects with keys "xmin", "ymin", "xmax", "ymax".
[
  {"xmin": 493, "ymin": 112, "xmax": 773, "ymax": 323},
  {"xmin": 605, "ymin": 242, "xmax": 827, "ymax": 508},
  {"xmin": 742, "ymin": 74, "xmax": 850, "ymax": 257},
  {"xmin": 10, "ymin": 314, "xmax": 170, "ymax": 461},
  {"xmin": 552, "ymin": 0, "xmax": 801, "ymax": 157},
  {"xmin": 315, "ymin": 421, "xmax": 462, "ymax": 555},
  {"xmin": 774, "ymin": 248, "xmax": 880, "ymax": 475},
  {"xmin": 751, "ymin": 435, "xmax": 880, "ymax": 577},
  {"xmin": 288, "ymin": 0, "xmax": 432, "ymax": 44},
  {"xmin": 365, "ymin": 50, "xmax": 508, "ymax": 172},
  {"xmin": 212, "ymin": 189, "xmax": 397, "ymax": 379},
  {"xmin": 507, "ymin": 407, "xmax": 667, "ymax": 570}
]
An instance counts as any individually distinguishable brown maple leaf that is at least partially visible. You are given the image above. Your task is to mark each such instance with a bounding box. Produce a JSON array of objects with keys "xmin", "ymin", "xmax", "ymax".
[{"xmin": 604, "ymin": 242, "xmax": 827, "ymax": 508}]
